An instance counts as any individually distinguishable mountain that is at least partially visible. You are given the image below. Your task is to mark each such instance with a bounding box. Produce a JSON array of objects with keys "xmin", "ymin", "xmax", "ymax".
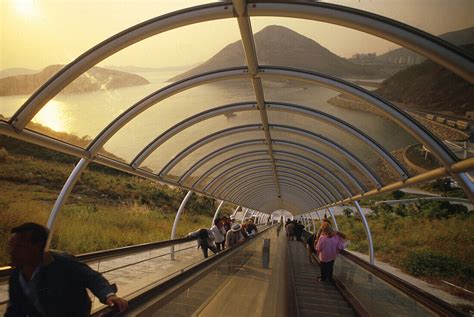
[
  {"xmin": 169, "ymin": 25, "xmax": 381, "ymax": 81},
  {"xmin": 375, "ymin": 44, "xmax": 474, "ymax": 114},
  {"xmin": 0, "ymin": 65, "xmax": 149, "ymax": 96},
  {"xmin": 377, "ymin": 26, "xmax": 474, "ymax": 66},
  {"xmin": 0, "ymin": 68, "xmax": 37, "ymax": 79}
]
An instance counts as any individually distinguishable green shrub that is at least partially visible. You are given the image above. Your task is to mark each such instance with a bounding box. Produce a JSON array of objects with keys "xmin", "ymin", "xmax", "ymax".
[{"xmin": 402, "ymin": 251, "xmax": 466, "ymax": 278}]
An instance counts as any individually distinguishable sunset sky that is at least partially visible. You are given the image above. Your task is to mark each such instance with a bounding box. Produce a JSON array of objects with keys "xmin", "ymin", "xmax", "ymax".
[{"xmin": 1, "ymin": 0, "xmax": 473, "ymax": 70}]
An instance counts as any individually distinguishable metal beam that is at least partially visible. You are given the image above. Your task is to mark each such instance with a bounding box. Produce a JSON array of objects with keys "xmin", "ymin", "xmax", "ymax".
[
  {"xmin": 170, "ymin": 190, "xmax": 193, "ymax": 260},
  {"xmin": 233, "ymin": 0, "xmax": 281, "ymax": 201},
  {"xmin": 328, "ymin": 207, "xmax": 339, "ymax": 231}
]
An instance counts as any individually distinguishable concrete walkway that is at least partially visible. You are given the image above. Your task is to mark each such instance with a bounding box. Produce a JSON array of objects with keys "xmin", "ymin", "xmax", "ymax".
[{"xmin": 347, "ymin": 250, "xmax": 474, "ymax": 308}]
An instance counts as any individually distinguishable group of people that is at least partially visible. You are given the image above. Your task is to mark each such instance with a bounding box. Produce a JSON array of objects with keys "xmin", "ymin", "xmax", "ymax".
[
  {"xmin": 188, "ymin": 216, "xmax": 258, "ymax": 259},
  {"xmin": 284, "ymin": 219, "xmax": 305, "ymax": 241}
]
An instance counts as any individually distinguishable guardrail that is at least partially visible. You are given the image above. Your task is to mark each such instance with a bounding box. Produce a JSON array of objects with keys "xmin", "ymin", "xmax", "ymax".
[
  {"xmin": 301, "ymin": 230, "xmax": 464, "ymax": 316},
  {"xmin": 0, "ymin": 236, "xmax": 196, "ymax": 282},
  {"xmin": 92, "ymin": 225, "xmax": 274, "ymax": 316}
]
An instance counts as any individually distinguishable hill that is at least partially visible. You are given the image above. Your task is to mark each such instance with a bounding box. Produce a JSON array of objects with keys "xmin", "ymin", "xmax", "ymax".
[
  {"xmin": 375, "ymin": 44, "xmax": 474, "ymax": 114},
  {"xmin": 0, "ymin": 67, "xmax": 38, "ymax": 79},
  {"xmin": 0, "ymin": 65, "xmax": 150, "ymax": 96},
  {"xmin": 169, "ymin": 25, "xmax": 381, "ymax": 81}
]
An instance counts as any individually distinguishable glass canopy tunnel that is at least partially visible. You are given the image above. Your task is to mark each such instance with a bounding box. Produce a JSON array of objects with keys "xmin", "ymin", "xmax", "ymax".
[{"xmin": 1, "ymin": 0, "xmax": 473, "ymax": 245}]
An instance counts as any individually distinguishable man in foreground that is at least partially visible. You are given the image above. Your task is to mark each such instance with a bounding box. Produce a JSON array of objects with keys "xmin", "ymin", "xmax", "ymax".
[{"xmin": 6, "ymin": 222, "xmax": 128, "ymax": 316}]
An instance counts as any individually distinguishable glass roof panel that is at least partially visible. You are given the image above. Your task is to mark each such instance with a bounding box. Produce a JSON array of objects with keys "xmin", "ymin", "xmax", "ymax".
[
  {"xmin": 267, "ymin": 110, "xmax": 401, "ymax": 184},
  {"xmin": 0, "ymin": 1, "xmax": 218, "ymax": 119},
  {"xmin": 150, "ymin": 114, "xmax": 263, "ymax": 180},
  {"xmin": 200, "ymin": 155, "xmax": 273, "ymax": 194},
  {"xmin": 95, "ymin": 78, "xmax": 254, "ymax": 162},
  {"xmin": 23, "ymin": 19, "xmax": 245, "ymax": 150},
  {"xmin": 182, "ymin": 144, "xmax": 269, "ymax": 188},
  {"xmin": 142, "ymin": 130, "xmax": 266, "ymax": 179},
  {"xmin": 270, "ymin": 130, "xmax": 374, "ymax": 188}
]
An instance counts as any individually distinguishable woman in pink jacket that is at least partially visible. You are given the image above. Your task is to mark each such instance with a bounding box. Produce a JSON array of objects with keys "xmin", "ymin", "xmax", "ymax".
[{"xmin": 315, "ymin": 222, "xmax": 344, "ymax": 282}]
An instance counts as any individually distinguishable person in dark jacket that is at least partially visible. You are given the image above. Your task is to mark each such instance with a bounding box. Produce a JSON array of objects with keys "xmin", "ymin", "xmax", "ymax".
[{"xmin": 6, "ymin": 222, "xmax": 128, "ymax": 317}]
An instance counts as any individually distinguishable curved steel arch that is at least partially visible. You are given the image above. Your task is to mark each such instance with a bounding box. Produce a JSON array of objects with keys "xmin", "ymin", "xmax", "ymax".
[
  {"xmin": 180, "ymin": 140, "xmax": 267, "ymax": 183},
  {"xmin": 193, "ymin": 150, "xmax": 271, "ymax": 187},
  {"xmin": 192, "ymin": 145, "xmax": 352, "ymax": 196},
  {"xmin": 225, "ymin": 174, "xmax": 327, "ymax": 206},
  {"xmin": 182, "ymin": 139, "xmax": 354, "ymax": 197},
  {"xmin": 209, "ymin": 162, "xmax": 338, "ymax": 203},
  {"xmin": 214, "ymin": 166, "xmax": 335, "ymax": 204},
  {"xmin": 206, "ymin": 158, "xmax": 338, "ymax": 201},
  {"xmin": 238, "ymin": 183, "xmax": 323, "ymax": 211},
  {"xmin": 275, "ymin": 158, "xmax": 345, "ymax": 200},
  {"xmin": 225, "ymin": 176, "xmax": 320, "ymax": 205},
  {"xmin": 132, "ymin": 102, "xmax": 258, "ymax": 167},
  {"xmin": 273, "ymin": 139, "xmax": 366, "ymax": 192},
  {"xmin": 159, "ymin": 124, "xmax": 263, "ymax": 176},
  {"xmin": 236, "ymin": 182, "xmax": 320, "ymax": 211},
  {"xmin": 242, "ymin": 185, "xmax": 318, "ymax": 212},
  {"xmin": 158, "ymin": 124, "xmax": 365, "ymax": 192},
  {"xmin": 132, "ymin": 101, "xmax": 385, "ymax": 185}
]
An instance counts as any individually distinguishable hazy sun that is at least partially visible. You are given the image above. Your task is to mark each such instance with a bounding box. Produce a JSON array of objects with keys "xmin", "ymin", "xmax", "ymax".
[{"xmin": 12, "ymin": 0, "xmax": 39, "ymax": 18}]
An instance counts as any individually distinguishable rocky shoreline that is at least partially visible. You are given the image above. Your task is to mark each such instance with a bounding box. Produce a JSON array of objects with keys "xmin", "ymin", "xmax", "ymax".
[{"xmin": 327, "ymin": 95, "xmax": 469, "ymax": 141}]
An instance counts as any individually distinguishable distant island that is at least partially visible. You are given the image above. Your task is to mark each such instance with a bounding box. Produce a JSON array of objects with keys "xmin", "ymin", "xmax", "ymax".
[{"xmin": 0, "ymin": 65, "xmax": 149, "ymax": 96}]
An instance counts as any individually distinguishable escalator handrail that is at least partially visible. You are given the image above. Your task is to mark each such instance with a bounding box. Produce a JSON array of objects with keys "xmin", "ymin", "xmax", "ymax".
[{"xmin": 92, "ymin": 224, "xmax": 275, "ymax": 316}]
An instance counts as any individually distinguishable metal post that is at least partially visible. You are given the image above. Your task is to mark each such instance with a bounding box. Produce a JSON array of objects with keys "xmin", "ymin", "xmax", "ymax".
[
  {"xmin": 241, "ymin": 207, "xmax": 249, "ymax": 223},
  {"xmin": 354, "ymin": 201, "xmax": 375, "ymax": 265},
  {"xmin": 231, "ymin": 205, "xmax": 240, "ymax": 218},
  {"xmin": 211, "ymin": 200, "xmax": 224, "ymax": 226},
  {"xmin": 315, "ymin": 210, "xmax": 323, "ymax": 223},
  {"xmin": 170, "ymin": 190, "xmax": 193, "ymax": 260},
  {"xmin": 45, "ymin": 158, "xmax": 91, "ymax": 250},
  {"xmin": 309, "ymin": 214, "xmax": 316, "ymax": 233},
  {"xmin": 328, "ymin": 207, "xmax": 339, "ymax": 231}
]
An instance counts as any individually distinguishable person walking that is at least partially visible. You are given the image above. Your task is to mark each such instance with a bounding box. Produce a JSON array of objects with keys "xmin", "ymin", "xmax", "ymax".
[
  {"xmin": 315, "ymin": 222, "xmax": 344, "ymax": 282},
  {"xmin": 6, "ymin": 222, "xmax": 128, "ymax": 317},
  {"xmin": 210, "ymin": 218, "xmax": 226, "ymax": 251}
]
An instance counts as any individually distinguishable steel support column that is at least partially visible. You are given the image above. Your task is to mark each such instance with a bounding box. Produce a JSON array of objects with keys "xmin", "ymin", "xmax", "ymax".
[
  {"xmin": 354, "ymin": 201, "xmax": 375, "ymax": 265},
  {"xmin": 211, "ymin": 200, "xmax": 225, "ymax": 227},
  {"xmin": 45, "ymin": 158, "xmax": 91, "ymax": 250},
  {"xmin": 170, "ymin": 190, "xmax": 193, "ymax": 260}
]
